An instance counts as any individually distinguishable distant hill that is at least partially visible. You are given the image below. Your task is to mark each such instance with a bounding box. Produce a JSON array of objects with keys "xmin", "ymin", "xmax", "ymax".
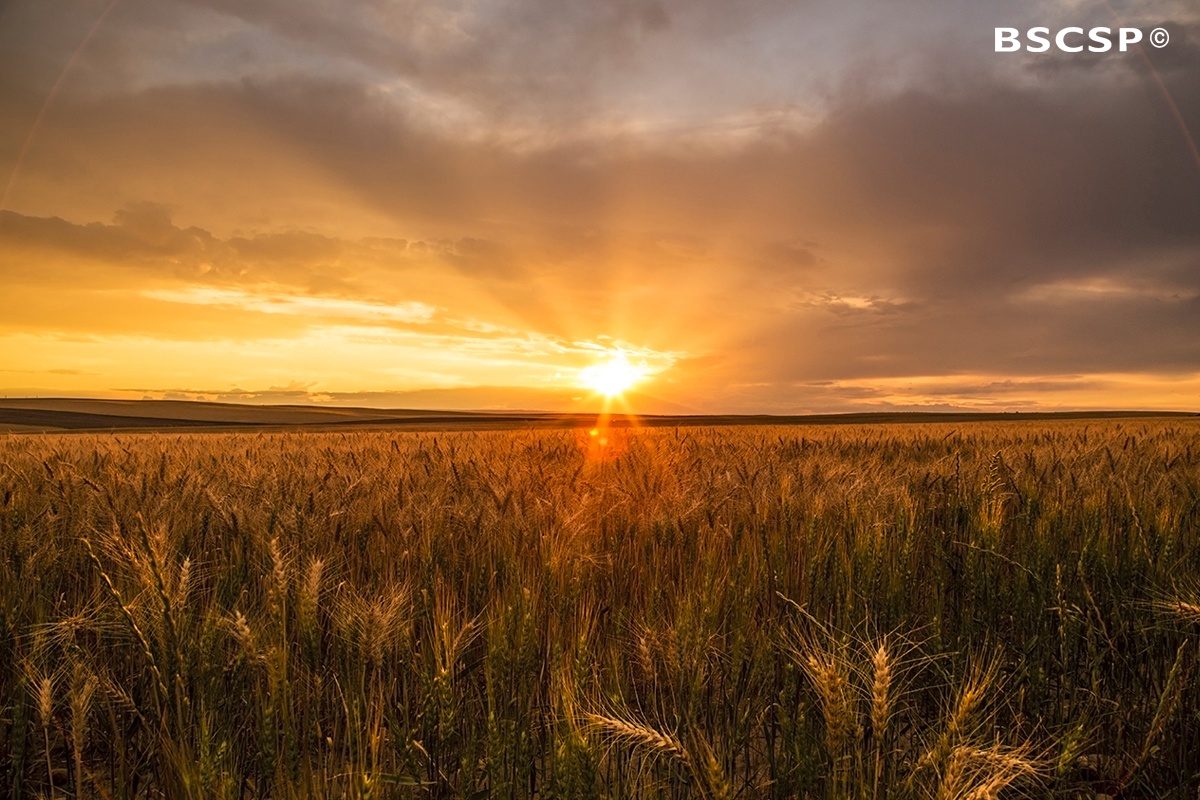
[{"xmin": 0, "ymin": 398, "xmax": 1194, "ymax": 432}]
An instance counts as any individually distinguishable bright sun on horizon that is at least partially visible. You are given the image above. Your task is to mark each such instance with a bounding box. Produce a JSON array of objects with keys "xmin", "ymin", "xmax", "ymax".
[{"xmin": 578, "ymin": 351, "xmax": 648, "ymax": 398}]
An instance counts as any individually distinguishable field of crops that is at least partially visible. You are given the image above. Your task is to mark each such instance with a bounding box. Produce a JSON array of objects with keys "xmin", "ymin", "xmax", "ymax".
[{"xmin": 2, "ymin": 420, "xmax": 1199, "ymax": 798}]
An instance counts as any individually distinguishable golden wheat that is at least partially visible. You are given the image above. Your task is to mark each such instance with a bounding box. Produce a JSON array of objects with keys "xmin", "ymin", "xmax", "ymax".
[{"xmin": 0, "ymin": 419, "xmax": 1196, "ymax": 796}]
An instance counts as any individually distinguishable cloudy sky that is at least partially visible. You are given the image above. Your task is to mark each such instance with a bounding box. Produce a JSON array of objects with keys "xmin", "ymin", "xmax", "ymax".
[{"xmin": 1, "ymin": 0, "xmax": 1197, "ymax": 412}]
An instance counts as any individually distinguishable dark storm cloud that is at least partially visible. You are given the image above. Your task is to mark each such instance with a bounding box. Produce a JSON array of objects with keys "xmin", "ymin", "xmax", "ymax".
[{"xmin": 750, "ymin": 57, "xmax": 1200, "ymax": 381}]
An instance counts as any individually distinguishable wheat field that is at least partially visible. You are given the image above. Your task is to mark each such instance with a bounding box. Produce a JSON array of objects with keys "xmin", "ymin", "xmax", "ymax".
[{"xmin": 1, "ymin": 419, "xmax": 1198, "ymax": 798}]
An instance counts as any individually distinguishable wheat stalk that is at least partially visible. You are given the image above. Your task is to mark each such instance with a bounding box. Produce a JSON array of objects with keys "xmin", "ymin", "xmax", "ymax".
[
  {"xmin": 69, "ymin": 662, "xmax": 100, "ymax": 800},
  {"xmin": 870, "ymin": 637, "xmax": 894, "ymax": 800},
  {"xmin": 583, "ymin": 711, "xmax": 692, "ymax": 765}
]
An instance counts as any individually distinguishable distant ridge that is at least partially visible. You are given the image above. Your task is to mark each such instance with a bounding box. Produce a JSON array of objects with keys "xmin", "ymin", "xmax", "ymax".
[{"xmin": 0, "ymin": 398, "xmax": 1194, "ymax": 432}]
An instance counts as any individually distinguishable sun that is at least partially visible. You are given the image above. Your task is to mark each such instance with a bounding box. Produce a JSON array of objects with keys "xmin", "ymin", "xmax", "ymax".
[{"xmin": 578, "ymin": 351, "xmax": 648, "ymax": 398}]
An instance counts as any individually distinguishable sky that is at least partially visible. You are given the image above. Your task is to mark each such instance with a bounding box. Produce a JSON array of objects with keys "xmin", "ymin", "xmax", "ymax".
[{"xmin": 0, "ymin": 0, "xmax": 1198, "ymax": 413}]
